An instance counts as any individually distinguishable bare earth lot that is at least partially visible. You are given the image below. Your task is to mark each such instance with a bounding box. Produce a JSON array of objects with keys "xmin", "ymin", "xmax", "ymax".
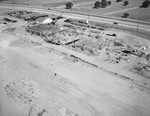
[{"xmin": 0, "ymin": 6, "xmax": 150, "ymax": 116}]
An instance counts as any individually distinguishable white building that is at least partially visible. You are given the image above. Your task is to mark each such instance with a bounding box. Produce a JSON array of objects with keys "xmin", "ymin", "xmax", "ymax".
[
  {"xmin": 42, "ymin": 18, "xmax": 53, "ymax": 24},
  {"xmin": 36, "ymin": 17, "xmax": 53, "ymax": 24}
]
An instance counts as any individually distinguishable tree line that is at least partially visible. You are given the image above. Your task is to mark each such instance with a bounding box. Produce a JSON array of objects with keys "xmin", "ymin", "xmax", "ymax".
[{"xmin": 65, "ymin": 0, "xmax": 150, "ymax": 9}]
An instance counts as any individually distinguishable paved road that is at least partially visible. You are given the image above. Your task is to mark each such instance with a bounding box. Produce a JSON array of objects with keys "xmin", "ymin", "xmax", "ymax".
[{"xmin": 0, "ymin": 4, "xmax": 150, "ymax": 32}]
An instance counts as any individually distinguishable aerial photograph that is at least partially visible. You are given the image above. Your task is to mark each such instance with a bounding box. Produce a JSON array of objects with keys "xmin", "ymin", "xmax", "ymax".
[{"xmin": 0, "ymin": 0, "xmax": 150, "ymax": 116}]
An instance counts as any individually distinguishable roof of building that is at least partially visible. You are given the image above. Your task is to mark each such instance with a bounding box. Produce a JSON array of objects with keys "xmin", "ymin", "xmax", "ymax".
[{"xmin": 36, "ymin": 17, "xmax": 53, "ymax": 23}]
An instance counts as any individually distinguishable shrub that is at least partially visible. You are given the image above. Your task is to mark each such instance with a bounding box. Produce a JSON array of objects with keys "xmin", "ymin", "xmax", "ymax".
[
  {"xmin": 140, "ymin": 0, "xmax": 150, "ymax": 8},
  {"xmin": 116, "ymin": 0, "xmax": 123, "ymax": 2},
  {"xmin": 65, "ymin": 2, "xmax": 73, "ymax": 9},
  {"xmin": 122, "ymin": 13, "xmax": 129, "ymax": 18},
  {"xmin": 107, "ymin": 1, "xmax": 111, "ymax": 5},
  {"xmin": 123, "ymin": 1, "xmax": 129, "ymax": 6}
]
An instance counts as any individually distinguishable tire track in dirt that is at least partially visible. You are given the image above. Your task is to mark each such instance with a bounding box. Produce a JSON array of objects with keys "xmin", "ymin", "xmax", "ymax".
[
  {"xmin": 4, "ymin": 49, "xmax": 100, "ymax": 116},
  {"xmin": 23, "ymin": 62, "xmax": 99, "ymax": 116}
]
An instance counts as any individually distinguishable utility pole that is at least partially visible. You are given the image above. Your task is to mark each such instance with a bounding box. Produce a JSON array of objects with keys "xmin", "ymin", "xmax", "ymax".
[
  {"xmin": 136, "ymin": 22, "xmax": 139, "ymax": 32},
  {"xmin": 28, "ymin": 106, "xmax": 33, "ymax": 116},
  {"xmin": 86, "ymin": 14, "xmax": 89, "ymax": 27},
  {"xmin": 87, "ymin": 14, "xmax": 89, "ymax": 23}
]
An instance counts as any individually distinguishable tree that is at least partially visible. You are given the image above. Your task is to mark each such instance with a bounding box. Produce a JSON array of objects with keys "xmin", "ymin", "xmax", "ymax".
[
  {"xmin": 140, "ymin": 0, "xmax": 150, "ymax": 8},
  {"xmin": 123, "ymin": 1, "xmax": 129, "ymax": 6},
  {"xmin": 101, "ymin": 0, "xmax": 107, "ymax": 8},
  {"xmin": 94, "ymin": 1, "xmax": 101, "ymax": 8},
  {"xmin": 65, "ymin": 2, "xmax": 73, "ymax": 9}
]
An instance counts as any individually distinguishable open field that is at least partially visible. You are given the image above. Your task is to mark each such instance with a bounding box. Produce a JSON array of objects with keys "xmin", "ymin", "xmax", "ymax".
[
  {"xmin": 0, "ymin": 0, "xmax": 72, "ymax": 5},
  {"xmin": 110, "ymin": 7, "xmax": 150, "ymax": 22},
  {"xmin": 0, "ymin": 4, "xmax": 150, "ymax": 116},
  {"xmin": 65, "ymin": 0, "xmax": 150, "ymax": 22},
  {"xmin": 44, "ymin": 0, "xmax": 93, "ymax": 7},
  {"xmin": 1, "ymin": 0, "xmax": 150, "ymax": 22},
  {"xmin": 0, "ymin": 0, "xmax": 93, "ymax": 6}
]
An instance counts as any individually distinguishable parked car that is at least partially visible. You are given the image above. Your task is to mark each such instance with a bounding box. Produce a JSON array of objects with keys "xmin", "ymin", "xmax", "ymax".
[
  {"xmin": 3, "ymin": 18, "xmax": 17, "ymax": 23},
  {"xmin": 64, "ymin": 18, "xmax": 72, "ymax": 23},
  {"xmin": 113, "ymin": 22, "xmax": 118, "ymax": 24}
]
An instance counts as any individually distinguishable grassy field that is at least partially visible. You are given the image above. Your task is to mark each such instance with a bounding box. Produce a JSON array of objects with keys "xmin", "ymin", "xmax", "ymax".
[
  {"xmin": 110, "ymin": 7, "xmax": 150, "ymax": 22},
  {"xmin": 0, "ymin": 0, "xmax": 150, "ymax": 22},
  {"xmin": 70, "ymin": 0, "xmax": 150, "ymax": 22},
  {"xmin": 73, "ymin": 1, "xmax": 138, "ymax": 13},
  {"xmin": 0, "ymin": 0, "xmax": 72, "ymax": 5},
  {"xmin": 0, "ymin": 0, "xmax": 93, "ymax": 6},
  {"xmin": 44, "ymin": 0, "xmax": 93, "ymax": 7}
]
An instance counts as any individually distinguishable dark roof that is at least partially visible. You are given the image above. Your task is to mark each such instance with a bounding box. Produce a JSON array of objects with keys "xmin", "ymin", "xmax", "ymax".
[{"xmin": 122, "ymin": 48, "xmax": 134, "ymax": 53}]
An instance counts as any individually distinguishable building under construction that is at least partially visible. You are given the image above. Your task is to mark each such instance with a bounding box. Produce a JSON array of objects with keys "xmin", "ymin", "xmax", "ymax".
[
  {"xmin": 26, "ymin": 24, "xmax": 76, "ymax": 45},
  {"xmin": 26, "ymin": 24, "xmax": 62, "ymax": 37}
]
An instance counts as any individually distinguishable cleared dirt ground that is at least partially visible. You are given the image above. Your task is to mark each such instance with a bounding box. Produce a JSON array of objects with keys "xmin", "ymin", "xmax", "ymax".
[
  {"xmin": 1, "ymin": 27, "xmax": 150, "ymax": 116},
  {"xmin": 0, "ymin": 8, "xmax": 150, "ymax": 116}
]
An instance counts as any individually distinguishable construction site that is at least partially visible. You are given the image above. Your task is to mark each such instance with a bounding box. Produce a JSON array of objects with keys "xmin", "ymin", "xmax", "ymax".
[
  {"xmin": 24, "ymin": 16, "xmax": 150, "ymax": 60},
  {"xmin": 0, "ymin": 6, "xmax": 150, "ymax": 116}
]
